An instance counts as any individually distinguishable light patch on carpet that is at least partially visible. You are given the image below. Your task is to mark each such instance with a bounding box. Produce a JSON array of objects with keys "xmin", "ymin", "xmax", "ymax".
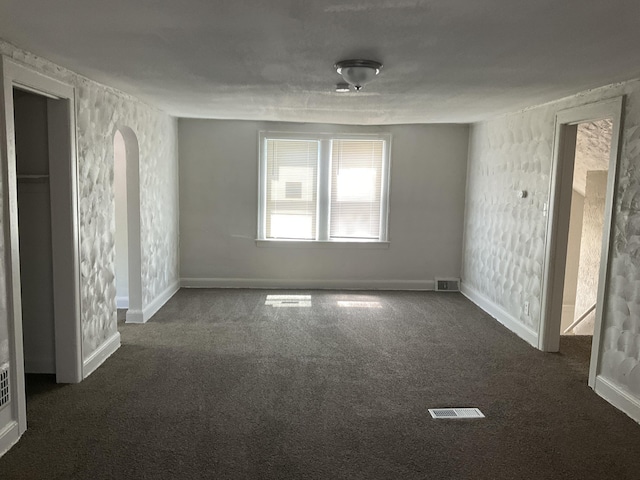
[
  {"xmin": 337, "ymin": 301, "xmax": 382, "ymax": 308},
  {"xmin": 265, "ymin": 294, "xmax": 312, "ymax": 307}
]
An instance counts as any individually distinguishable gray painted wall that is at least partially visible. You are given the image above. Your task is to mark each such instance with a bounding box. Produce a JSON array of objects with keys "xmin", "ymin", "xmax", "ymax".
[
  {"xmin": 0, "ymin": 40, "xmax": 180, "ymax": 365},
  {"xmin": 462, "ymin": 77, "xmax": 640, "ymax": 399},
  {"xmin": 179, "ymin": 120, "xmax": 469, "ymax": 287}
]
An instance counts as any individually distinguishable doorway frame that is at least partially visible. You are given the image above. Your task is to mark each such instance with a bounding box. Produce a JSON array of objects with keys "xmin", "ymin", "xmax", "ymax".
[
  {"xmin": 538, "ymin": 96, "xmax": 624, "ymax": 389},
  {"xmin": 0, "ymin": 56, "xmax": 83, "ymax": 440}
]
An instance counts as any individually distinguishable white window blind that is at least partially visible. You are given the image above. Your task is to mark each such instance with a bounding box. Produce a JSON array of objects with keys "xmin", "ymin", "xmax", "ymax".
[
  {"xmin": 259, "ymin": 132, "xmax": 390, "ymax": 244},
  {"xmin": 330, "ymin": 139, "xmax": 384, "ymax": 239},
  {"xmin": 265, "ymin": 139, "xmax": 318, "ymax": 239}
]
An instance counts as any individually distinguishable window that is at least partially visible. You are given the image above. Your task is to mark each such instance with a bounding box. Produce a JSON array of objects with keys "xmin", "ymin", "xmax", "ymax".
[
  {"xmin": 264, "ymin": 139, "xmax": 318, "ymax": 240},
  {"xmin": 258, "ymin": 132, "xmax": 391, "ymax": 243}
]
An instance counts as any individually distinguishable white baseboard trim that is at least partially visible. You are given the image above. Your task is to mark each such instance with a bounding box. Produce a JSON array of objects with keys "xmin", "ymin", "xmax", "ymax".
[
  {"xmin": 83, "ymin": 331, "xmax": 121, "ymax": 379},
  {"xmin": 180, "ymin": 277, "xmax": 435, "ymax": 291},
  {"xmin": 140, "ymin": 280, "xmax": 180, "ymax": 322},
  {"xmin": 460, "ymin": 282, "xmax": 538, "ymax": 347},
  {"xmin": 595, "ymin": 376, "xmax": 640, "ymax": 424},
  {"xmin": 125, "ymin": 309, "xmax": 144, "ymax": 324},
  {"xmin": 0, "ymin": 420, "xmax": 20, "ymax": 458},
  {"xmin": 24, "ymin": 357, "xmax": 55, "ymax": 374},
  {"xmin": 125, "ymin": 281, "xmax": 179, "ymax": 324},
  {"xmin": 116, "ymin": 296, "xmax": 129, "ymax": 309}
]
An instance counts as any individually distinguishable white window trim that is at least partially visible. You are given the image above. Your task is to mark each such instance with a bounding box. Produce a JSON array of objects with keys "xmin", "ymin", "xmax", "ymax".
[
  {"xmin": 257, "ymin": 130, "xmax": 392, "ymax": 244},
  {"xmin": 255, "ymin": 239, "xmax": 390, "ymax": 248}
]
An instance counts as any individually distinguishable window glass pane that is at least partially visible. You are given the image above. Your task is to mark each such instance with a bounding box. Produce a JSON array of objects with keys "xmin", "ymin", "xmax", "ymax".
[
  {"xmin": 266, "ymin": 139, "xmax": 318, "ymax": 239},
  {"xmin": 330, "ymin": 139, "xmax": 384, "ymax": 239}
]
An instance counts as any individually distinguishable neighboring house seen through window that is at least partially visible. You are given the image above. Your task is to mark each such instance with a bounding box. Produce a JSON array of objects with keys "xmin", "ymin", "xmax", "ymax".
[{"xmin": 258, "ymin": 132, "xmax": 391, "ymax": 243}]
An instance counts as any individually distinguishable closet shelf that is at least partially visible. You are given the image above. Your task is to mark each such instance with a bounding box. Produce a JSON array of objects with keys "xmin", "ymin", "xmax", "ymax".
[{"xmin": 17, "ymin": 174, "xmax": 49, "ymax": 182}]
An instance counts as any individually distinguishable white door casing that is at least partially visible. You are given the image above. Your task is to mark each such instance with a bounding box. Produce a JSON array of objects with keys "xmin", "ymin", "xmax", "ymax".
[
  {"xmin": 0, "ymin": 56, "xmax": 83, "ymax": 450},
  {"xmin": 539, "ymin": 96, "xmax": 624, "ymax": 391}
]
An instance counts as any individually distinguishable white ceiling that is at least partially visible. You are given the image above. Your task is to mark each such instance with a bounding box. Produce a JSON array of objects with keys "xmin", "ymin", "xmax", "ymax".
[{"xmin": 1, "ymin": 0, "xmax": 640, "ymax": 124}]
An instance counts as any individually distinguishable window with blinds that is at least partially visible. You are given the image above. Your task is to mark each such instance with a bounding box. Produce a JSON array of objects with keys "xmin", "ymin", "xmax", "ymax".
[
  {"xmin": 330, "ymin": 139, "xmax": 384, "ymax": 239},
  {"xmin": 259, "ymin": 132, "xmax": 390, "ymax": 243},
  {"xmin": 265, "ymin": 139, "xmax": 318, "ymax": 239}
]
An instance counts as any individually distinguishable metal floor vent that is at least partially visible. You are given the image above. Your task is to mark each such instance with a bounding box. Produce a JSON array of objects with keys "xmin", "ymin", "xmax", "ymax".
[
  {"xmin": 429, "ymin": 408, "xmax": 484, "ymax": 419},
  {"xmin": 0, "ymin": 365, "xmax": 9, "ymax": 410},
  {"xmin": 435, "ymin": 278, "xmax": 460, "ymax": 292}
]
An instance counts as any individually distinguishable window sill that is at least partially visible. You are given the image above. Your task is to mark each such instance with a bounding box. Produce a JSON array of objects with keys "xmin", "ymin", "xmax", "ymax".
[{"xmin": 255, "ymin": 239, "xmax": 390, "ymax": 249}]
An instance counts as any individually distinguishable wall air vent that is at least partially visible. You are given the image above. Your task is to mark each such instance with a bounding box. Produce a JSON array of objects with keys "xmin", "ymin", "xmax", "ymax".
[
  {"xmin": 0, "ymin": 365, "xmax": 9, "ymax": 410},
  {"xmin": 429, "ymin": 408, "xmax": 484, "ymax": 419},
  {"xmin": 435, "ymin": 278, "xmax": 460, "ymax": 292}
]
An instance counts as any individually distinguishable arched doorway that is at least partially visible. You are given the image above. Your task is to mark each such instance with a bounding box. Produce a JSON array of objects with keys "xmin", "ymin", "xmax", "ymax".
[{"xmin": 113, "ymin": 127, "xmax": 143, "ymax": 323}]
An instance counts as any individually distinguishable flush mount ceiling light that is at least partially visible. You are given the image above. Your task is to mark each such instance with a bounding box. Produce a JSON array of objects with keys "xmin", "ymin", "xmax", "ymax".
[{"xmin": 335, "ymin": 59, "xmax": 383, "ymax": 92}]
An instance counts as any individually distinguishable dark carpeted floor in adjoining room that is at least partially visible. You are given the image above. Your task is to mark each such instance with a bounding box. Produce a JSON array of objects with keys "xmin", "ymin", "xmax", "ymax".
[{"xmin": 1, "ymin": 289, "xmax": 640, "ymax": 479}]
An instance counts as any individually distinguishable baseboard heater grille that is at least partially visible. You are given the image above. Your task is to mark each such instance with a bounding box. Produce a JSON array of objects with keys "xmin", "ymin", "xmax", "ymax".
[
  {"xmin": 429, "ymin": 408, "xmax": 484, "ymax": 419},
  {"xmin": 435, "ymin": 278, "xmax": 460, "ymax": 292},
  {"xmin": 0, "ymin": 365, "xmax": 9, "ymax": 410}
]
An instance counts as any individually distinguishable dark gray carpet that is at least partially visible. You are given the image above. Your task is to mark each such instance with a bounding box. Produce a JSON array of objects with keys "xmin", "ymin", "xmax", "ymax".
[{"xmin": 1, "ymin": 289, "xmax": 640, "ymax": 479}]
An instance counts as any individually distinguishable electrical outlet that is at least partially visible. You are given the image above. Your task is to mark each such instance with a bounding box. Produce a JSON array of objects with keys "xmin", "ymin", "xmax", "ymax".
[{"xmin": 524, "ymin": 301, "xmax": 530, "ymax": 316}]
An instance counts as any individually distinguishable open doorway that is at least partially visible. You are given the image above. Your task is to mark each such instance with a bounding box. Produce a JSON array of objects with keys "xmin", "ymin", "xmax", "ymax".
[
  {"xmin": 11, "ymin": 85, "xmax": 81, "ymax": 384},
  {"xmin": 114, "ymin": 130, "xmax": 129, "ymax": 312},
  {"xmin": 112, "ymin": 127, "xmax": 143, "ymax": 324},
  {"xmin": 558, "ymin": 120, "xmax": 612, "ymax": 375},
  {"xmin": 540, "ymin": 97, "xmax": 623, "ymax": 390},
  {"xmin": 14, "ymin": 89, "xmax": 56, "ymax": 376},
  {"xmin": 0, "ymin": 57, "xmax": 83, "ymax": 449}
]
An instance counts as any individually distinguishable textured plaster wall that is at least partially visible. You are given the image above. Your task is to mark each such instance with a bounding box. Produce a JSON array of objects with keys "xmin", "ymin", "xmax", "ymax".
[
  {"xmin": 463, "ymin": 112, "xmax": 551, "ymax": 331},
  {"xmin": 573, "ymin": 171, "xmax": 607, "ymax": 335},
  {"xmin": 574, "ymin": 120, "xmax": 613, "ymax": 195},
  {"xmin": 463, "ymin": 77, "xmax": 640, "ymax": 398},
  {"xmin": 0, "ymin": 40, "xmax": 179, "ymax": 360},
  {"xmin": 560, "ymin": 190, "xmax": 585, "ymax": 333}
]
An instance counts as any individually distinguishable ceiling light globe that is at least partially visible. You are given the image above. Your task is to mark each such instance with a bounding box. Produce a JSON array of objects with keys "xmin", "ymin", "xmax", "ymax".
[{"xmin": 334, "ymin": 59, "xmax": 382, "ymax": 91}]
